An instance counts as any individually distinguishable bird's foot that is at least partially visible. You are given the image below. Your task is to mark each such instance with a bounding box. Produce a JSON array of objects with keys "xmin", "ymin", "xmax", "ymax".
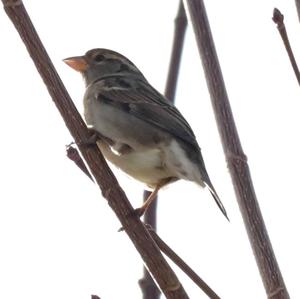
[
  {"xmin": 132, "ymin": 207, "xmax": 146, "ymax": 218},
  {"xmin": 85, "ymin": 128, "xmax": 99, "ymax": 146}
]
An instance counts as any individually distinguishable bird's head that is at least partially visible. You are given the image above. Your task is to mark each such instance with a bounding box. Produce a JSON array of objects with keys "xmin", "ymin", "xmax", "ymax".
[{"xmin": 63, "ymin": 48, "xmax": 144, "ymax": 86}]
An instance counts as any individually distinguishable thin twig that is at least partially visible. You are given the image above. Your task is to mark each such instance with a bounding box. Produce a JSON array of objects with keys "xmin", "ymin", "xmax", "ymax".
[
  {"xmin": 184, "ymin": 1, "xmax": 290, "ymax": 298},
  {"xmin": 66, "ymin": 144, "xmax": 94, "ymax": 182},
  {"xmin": 272, "ymin": 8, "xmax": 300, "ymax": 86},
  {"xmin": 148, "ymin": 228, "xmax": 221, "ymax": 299},
  {"xmin": 141, "ymin": 2, "xmax": 187, "ymax": 298},
  {"xmin": 2, "ymin": 1, "xmax": 189, "ymax": 298}
]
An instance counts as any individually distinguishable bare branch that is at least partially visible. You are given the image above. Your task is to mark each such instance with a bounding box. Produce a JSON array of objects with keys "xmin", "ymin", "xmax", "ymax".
[
  {"xmin": 272, "ymin": 8, "xmax": 300, "ymax": 86},
  {"xmin": 66, "ymin": 144, "xmax": 94, "ymax": 182},
  {"xmin": 184, "ymin": 1, "xmax": 290, "ymax": 298},
  {"xmin": 149, "ymin": 228, "xmax": 221, "ymax": 299},
  {"xmin": 2, "ymin": 1, "xmax": 189, "ymax": 298},
  {"xmin": 164, "ymin": 0, "xmax": 187, "ymax": 102}
]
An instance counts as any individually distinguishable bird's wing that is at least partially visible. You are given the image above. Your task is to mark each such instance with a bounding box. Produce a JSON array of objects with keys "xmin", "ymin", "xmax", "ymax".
[{"xmin": 95, "ymin": 77, "xmax": 199, "ymax": 149}]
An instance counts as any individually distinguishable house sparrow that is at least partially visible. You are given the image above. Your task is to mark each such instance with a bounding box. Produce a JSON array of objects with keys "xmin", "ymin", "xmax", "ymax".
[{"xmin": 64, "ymin": 48, "xmax": 228, "ymax": 220}]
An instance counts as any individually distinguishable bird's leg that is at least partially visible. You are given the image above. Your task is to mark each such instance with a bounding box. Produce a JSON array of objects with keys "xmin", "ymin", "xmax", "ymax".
[
  {"xmin": 134, "ymin": 185, "xmax": 161, "ymax": 217},
  {"xmin": 134, "ymin": 177, "xmax": 174, "ymax": 217},
  {"xmin": 118, "ymin": 186, "xmax": 161, "ymax": 232}
]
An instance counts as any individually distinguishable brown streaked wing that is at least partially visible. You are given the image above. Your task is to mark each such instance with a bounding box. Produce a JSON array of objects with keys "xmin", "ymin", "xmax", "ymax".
[{"xmin": 96, "ymin": 78, "xmax": 199, "ymax": 149}]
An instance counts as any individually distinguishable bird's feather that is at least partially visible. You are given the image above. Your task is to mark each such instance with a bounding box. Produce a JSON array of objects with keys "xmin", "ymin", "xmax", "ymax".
[{"xmin": 95, "ymin": 76, "xmax": 199, "ymax": 149}]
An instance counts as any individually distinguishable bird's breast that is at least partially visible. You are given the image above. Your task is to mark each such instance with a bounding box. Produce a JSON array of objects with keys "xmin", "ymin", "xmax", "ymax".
[{"xmin": 96, "ymin": 140, "xmax": 174, "ymax": 187}]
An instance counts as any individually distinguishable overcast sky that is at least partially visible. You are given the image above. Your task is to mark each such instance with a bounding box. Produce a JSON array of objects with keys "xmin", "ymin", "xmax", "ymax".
[{"xmin": 1, "ymin": 1, "xmax": 300, "ymax": 298}]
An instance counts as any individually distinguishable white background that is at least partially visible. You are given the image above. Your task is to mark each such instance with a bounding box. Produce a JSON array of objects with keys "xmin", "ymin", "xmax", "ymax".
[{"xmin": 1, "ymin": 1, "xmax": 300, "ymax": 298}]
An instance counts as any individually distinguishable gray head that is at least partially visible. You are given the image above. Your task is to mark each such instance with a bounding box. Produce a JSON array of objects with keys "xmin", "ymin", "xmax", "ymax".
[{"xmin": 63, "ymin": 48, "xmax": 145, "ymax": 86}]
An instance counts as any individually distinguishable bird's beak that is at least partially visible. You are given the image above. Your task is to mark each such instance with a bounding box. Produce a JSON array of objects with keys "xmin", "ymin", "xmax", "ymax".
[{"xmin": 63, "ymin": 56, "xmax": 87, "ymax": 72}]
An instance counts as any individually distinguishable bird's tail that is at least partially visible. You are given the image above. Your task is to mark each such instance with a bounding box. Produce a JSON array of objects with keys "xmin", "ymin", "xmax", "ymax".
[{"xmin": 204, "ymin": 179, "xmax": 229, "ymax": 221}]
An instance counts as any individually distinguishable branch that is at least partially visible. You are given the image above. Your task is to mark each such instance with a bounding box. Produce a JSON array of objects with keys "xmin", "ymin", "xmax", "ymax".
[
  {"xmin": 148, "ymin": 228, "xmax": 221, "ymax": 299},
  {"xmin": 184, "ymin": 1, "xmax": 290, "ymax": 298},
  {"xmin": 141, "ymin": 2, "xmax": 187, "ymax": 299},
  {"xmin": 164, "ymin": 0, "xmax": 187, "ymax": 102},
  {"xmin": 2, "ymin": 1, "xmax": 189, "ymax": 298},
  {"xmin": 272, "ymin": 8, "xmax": 300, "ymax": 86},
  {"xmin": 66, "ymin": 144, "xmax": 94, "ymax": 182}
]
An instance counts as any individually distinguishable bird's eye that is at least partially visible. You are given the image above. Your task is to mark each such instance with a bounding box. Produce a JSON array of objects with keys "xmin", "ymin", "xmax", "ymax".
[{"xmin": 93, "ymin": 54, "xmax": 105, "ymax": 62}]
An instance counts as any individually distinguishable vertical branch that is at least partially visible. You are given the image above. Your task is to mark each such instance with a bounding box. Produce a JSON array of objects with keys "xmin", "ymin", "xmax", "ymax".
[
  {"xmin": 184, "ymin": 1, "xmax": 290, "ymax": 298},
  {"xmin": 164, "ymin": 0, "xmax": 187, "ymax": 102},
  {"xmin": 2, "ymin": 1, "xmax": 190, "ymax": 298},
  {"xmin": 140, "ymin": 2, "xmax": 187, "ymax": 299}
]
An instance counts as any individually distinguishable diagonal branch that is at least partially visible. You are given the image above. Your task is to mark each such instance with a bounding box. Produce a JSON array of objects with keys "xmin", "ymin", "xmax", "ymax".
[
  {"xmin": 2, "ymin": 1, "xmax": 189, "ymax": 298},
  {"xmin": 184, "ymin": 0, "xmax": 290, "ymax": 298},
  {"xmin": 66, "ymin": 144, "xmax": 94, "ymax": 182},
  {"xmin": 272, "ymin": 8, "xmax": 300, "ymax": 86},
  {"xmin": 148, "ymin": 228, "xmax": 221, "ymax": 299}
]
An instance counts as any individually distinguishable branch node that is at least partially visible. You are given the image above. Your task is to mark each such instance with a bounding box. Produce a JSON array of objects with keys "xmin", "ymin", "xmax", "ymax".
[
  {"xmin": 272, "ymin": 8, "xmax": 284, "ymax": 26},
  {"xmin": 164, "ymin": 282, "xmax": 181, "ymax": 292},
  {"xmin": 225, "ymin": 150, "xmax": 248, "ymax": 163}
]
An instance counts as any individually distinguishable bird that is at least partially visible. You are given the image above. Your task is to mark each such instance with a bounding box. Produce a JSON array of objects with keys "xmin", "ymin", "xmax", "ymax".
[{"xmin": 63, "ymin": 48, "xmax": 228, "ymax": 220}]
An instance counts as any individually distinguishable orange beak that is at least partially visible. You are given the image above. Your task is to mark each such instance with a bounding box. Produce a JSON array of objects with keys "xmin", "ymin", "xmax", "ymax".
[{"xmin": 63, "ymin": 56, "xmax": 87, "ymax": 72}]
